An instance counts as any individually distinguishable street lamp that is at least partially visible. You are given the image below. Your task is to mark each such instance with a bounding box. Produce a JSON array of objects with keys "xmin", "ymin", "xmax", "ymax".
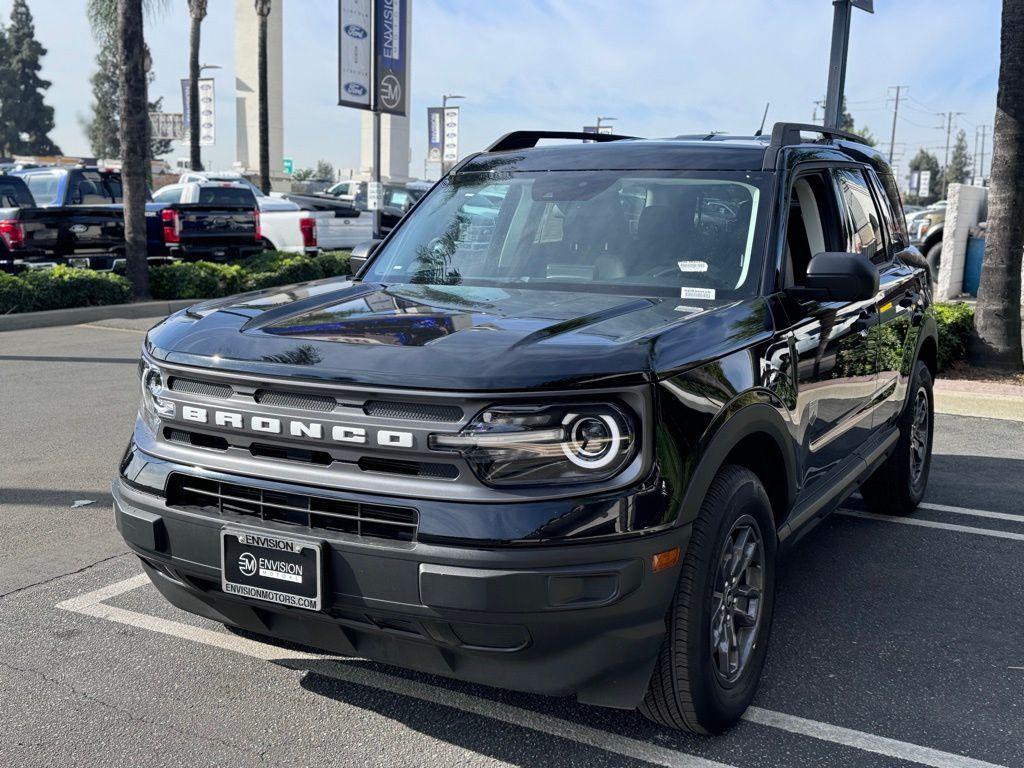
[
  {"xmin": 441, "ymin": 95, "xmax": 466, "ymax": 174},
  {"xmin": 199, "ymin": 63, "xmax": 222, "ymax": 74},
  {"xmin": 596, "ymin": 116, "xmax": 616, "ymax": 133}
]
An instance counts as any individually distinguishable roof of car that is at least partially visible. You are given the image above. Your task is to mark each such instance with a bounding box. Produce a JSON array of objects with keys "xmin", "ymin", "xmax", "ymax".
[{"xmin": 460, "ymin": 124, "xmax": 894, "ymax": 175}]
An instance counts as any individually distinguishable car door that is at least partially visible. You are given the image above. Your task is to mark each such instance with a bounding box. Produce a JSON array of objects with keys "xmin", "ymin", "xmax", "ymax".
[
  {"xmin": 780, "ymin": 168, "xmax": 880, "ymax": 493},
  {"xmin": 860, "ymin": 169, "xmax": 927, "ymax": 428}
]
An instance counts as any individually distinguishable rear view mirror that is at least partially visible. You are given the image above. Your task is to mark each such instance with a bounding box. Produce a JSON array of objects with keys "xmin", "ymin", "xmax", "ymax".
[
  {"xmin": 349, "ymin": 239, "xmax": 382, "ymax": 277},
  {"xmin": 789, "ymin": 252, "xmax": 879, "ymax": 302}
]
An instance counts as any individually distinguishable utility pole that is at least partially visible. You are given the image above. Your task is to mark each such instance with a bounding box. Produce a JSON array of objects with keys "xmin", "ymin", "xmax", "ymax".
[
  {"xmin": 978, "ymin": 124, "xmax": 989, "ymax": 185},
  {"xmin": 823, "ymin": 0, "xmax": 875, "ymax": 129},
  {"xmin": 887, "ymin": 85, "xmax": 905, "ymax": 164},
  {"xmin": 812, "ymin": 99, "xmax": 825, "ymax": 124},
  {"xmin": 939, "ymin": 111, "xmax": 966, "ymax": 196},
  {"xmin": 972, "ymin": 125, "xmax": 981, "ymax": 184}
]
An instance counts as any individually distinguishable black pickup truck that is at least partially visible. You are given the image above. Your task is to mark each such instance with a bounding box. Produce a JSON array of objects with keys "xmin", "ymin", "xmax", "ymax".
[
  {"xmin": 153, "ymin": 183, "xmax": 263, "ymax": 262},
  {"xmin": 10, "ymin": 167, "xmax": 162, "ymax": 271},
  {"xmin": 116, "ymin": 124, "xmax": 936, "ymax": 735}
]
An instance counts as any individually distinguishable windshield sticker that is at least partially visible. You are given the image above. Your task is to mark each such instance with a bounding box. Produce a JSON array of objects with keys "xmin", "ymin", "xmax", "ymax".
[
  {"xmin": 680, "ymin": 287, "xmax": 716, "ymax": 301},
  {"xmin": 677, "ymin": 260, "xmax": 709, "ymax": 273},
  {"xmin": 674, "ymin": 305, "xmax": 704, "ymax": 313}
]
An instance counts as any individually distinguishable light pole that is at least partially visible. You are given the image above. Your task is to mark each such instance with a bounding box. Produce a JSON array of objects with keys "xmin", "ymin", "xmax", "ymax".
[
  {"xmin": 823, "ymin": 0, "xmax": 874, "ymax": 130},
  {"xmin": 596, "ymin": 116, "xmax": 616, "ymax": 133},
  {"xmin": 441, "ymin": 94, "xmax": 465, "ymax": 175}
]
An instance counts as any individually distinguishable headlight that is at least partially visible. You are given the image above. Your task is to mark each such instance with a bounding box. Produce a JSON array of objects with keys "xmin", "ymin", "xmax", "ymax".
[
  {"xmin": 430, "ymin": 403, "xmax": 636, "ymax": 486},
  {"xmin": 916, "ymin": 220, "xmax": 930, "ymax": 239},
  {"xmin": 140, "ymin": 361, "xmax": 175, "ymax": 424}
]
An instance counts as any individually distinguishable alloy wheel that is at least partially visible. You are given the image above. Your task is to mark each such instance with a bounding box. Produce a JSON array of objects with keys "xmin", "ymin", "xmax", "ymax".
[
  {"xmin": 710, "ymin": 516, "xmax": 764, "ymax": 684},
  {"xmin": 909, "ymin": 385, "xmax": 930, "ymax": 486}
]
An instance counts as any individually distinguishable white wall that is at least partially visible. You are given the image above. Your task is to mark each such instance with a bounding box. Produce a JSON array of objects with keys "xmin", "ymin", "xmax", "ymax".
[{"xmin": 938, "ymin": 183, "xmax": 988, "ymax": 299}]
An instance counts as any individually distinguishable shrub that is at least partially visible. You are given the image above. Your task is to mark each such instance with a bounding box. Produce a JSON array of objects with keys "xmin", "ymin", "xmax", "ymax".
[
  {"xmin": 0, "ymin": 271, "xmax": 34, "ymax": 314},
  {"xmin": 20, "ymin": 265, "xmax": 131, "ymax": 311},
  {"xmin": 150, "ymin": 261, "xmax": 245, "ymax": 300},
  {"xmin": 934, "ymin": 301, "xmax": 974, "ymax": 370},
  {"xmin": 312, "ymin": 249, "xmax": 351, "ymax": 278},
  {"xmin": 243, "ymin": 256, "xmax": 325, "ymax": 290}
]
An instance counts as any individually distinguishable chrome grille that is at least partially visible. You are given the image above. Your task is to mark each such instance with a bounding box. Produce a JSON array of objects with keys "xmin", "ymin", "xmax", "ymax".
[
  {"xmin": 169, "ymin": 377, "xmax": 233, "ymax": 398},
  {"xmin": 166, "ymin": 474, "xmax": 418, "ymax": 542},
  {"xmin": 363, "ymin": 400, "xmax": 463, "ymax": 422}
]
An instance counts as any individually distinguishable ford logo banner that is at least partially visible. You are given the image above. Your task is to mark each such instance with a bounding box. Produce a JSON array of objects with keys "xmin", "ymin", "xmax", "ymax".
[
  {"xmin": 344, "ymin": 24, "xmax": 367, "ymax": 39},
  {"xmin": 344, "ymin": 82, "xmax": 368, "ymax": 97}
]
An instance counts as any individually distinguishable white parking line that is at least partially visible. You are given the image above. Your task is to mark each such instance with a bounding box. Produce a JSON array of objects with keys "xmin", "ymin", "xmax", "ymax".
[
  {"xmin": 839, "ymin": 509, "xmax": 1024, "ymax": 542},
  {"xmin": 744, "ymin": 707, "xmax": 1005, "ymax": 768},
  {"xmin": 918, "ymin": 502, "xmax": 1024, "ymax": 524},
  {"xmin": 57, "ymin": 574, "xmax": 1012, "ymax": 768}
]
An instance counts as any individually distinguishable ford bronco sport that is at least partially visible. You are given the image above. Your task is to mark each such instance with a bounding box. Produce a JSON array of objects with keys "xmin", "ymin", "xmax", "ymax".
[{"xmin": 116, "ymin": 123, "xmax": 937, "ymax": 734}]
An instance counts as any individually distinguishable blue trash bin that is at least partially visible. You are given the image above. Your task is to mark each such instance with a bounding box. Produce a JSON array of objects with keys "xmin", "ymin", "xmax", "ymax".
[{"xmin": 963, "ymin": 236, "xmax": 985, "ymax": 296}]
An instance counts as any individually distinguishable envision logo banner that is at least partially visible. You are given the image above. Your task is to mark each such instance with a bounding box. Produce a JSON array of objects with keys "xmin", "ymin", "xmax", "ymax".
[
  {"xmin": 375, "ymin": 0, "xmax": 408, "ymax": 116},
  {"xmin": 338, "ymin": 0, "xmax": 372, "ymax": 109}
]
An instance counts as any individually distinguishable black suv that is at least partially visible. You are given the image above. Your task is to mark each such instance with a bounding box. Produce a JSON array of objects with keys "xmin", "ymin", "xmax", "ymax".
[{"xmin": 116, "ymin": 123, "xmax": 936, "ymax": 734}]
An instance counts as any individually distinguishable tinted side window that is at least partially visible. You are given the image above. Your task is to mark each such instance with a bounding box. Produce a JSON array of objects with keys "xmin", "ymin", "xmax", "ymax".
[
  {"xmin": 876, "ymin": 172, "xmax": 909, "ymax": 248},
  {"xmin": 70, "ymin": 171, "xmax": 123, "ymax": 205},
  {"xmin": 837, "ymin": 169, "xmax": 883, "ymax": 263},
  {"xmin": 0, "ymin": 179, "xmax": 35, "ymax": 207},
  {"xmin": 24, "ymin": 173, "xmax": 59, "ymax": 205}
]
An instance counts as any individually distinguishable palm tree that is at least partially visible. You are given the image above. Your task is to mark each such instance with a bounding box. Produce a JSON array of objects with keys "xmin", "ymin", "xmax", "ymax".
[
  {"xmin": 187, "ymin": 0, "xmax": 207, "ymax": 172},
  {"xmin": 974, "ymin": 0, "xmax": 1024, "ymax": 369},
  {"xmin": 255, "ymin": 0, "xmax": 272, "ymax": 194}
]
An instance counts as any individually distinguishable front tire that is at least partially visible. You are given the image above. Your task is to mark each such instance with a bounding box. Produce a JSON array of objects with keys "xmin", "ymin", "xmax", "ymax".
[
  {"xmin": 640, "ymin": 464, "xmax": 776, "ymax": 733},
  {"xmin": 860, "ymin": 360, "xmax": 934, "ymax": 516},
  {"xmin": 925, "ymin": 241, "xmax": 942, "ymax": 281}
]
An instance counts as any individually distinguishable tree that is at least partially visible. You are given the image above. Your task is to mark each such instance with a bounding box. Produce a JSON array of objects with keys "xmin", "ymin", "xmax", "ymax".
[
  {"xmin": 2, "ymin": 0, "xmax": 60, "ymax": 155},
  {"xmin": 838, "ymin": 97, "xmax": 876, "ymax": 146},
  {"xmin": 974, "ymin": 0, "xmax": 1024, "ymax": 369},
  {"xmin": 315, "ymin": 160, "xmax": 335, "ymax": 181},
  {"xmin": 255, "ymin": 0, "xmax": 272, "ymax": 194},
  {"xmin": 291, "ymin": 167, "xmax": 314, "ymax": 182},
  {"xmin": 907, "ymin": 148, "xmax": 943, "ymax": 206},
  {"xmin": 85, "ymin": 38, "xmax": 120, "ymax": 158},
  {"xmin": 187, "ymin": 0, "xmax": 207, "ymax": 171},
  {"xmin": 84, "ymin": 37, "xmax": 170, "ymax": 163},
  {"xmin": 0, "ymin": 25, "xmax": 22, "ymax": 155},
  {"xmin": 945, "ymin": 129, "xmax": 972, "ymax": 186}
]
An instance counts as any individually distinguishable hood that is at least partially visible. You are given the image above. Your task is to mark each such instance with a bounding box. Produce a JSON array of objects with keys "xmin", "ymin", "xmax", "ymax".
[{"xmin": 147, "ymin": 280, "xmax": 773, "ymax": 391}]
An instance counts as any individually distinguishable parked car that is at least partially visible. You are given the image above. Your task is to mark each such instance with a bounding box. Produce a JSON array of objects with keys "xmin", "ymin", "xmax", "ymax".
[
  {"xmin": 151, "ymin": 181, "xmax": 262, "ymax": 262},
  {"xmin": 116, "ymin": 124, "xmax": 936, "ymax": 735},
  {"xmin": 8, "ymin": 166, "xmax": 162, "ymax": 271},
  {"xmin": 0, "ymin": 174, "xmax": 47, "ymax": 273},
  {"xmin": 908, "ymin": 202, "xmax": 947, "ymax": 274},
  {"xmin": 316, "ymin": 180, "xmax": 430, "ymax": 236},
  {"xmin": 169, "ymin": 174, "xmax": 373, "ymax": 252}
]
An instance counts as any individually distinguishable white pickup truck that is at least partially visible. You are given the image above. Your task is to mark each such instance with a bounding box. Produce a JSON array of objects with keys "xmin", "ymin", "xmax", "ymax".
[{"xmin": 167, "ymin": 174, "xmax": 372, "ymax": 252}]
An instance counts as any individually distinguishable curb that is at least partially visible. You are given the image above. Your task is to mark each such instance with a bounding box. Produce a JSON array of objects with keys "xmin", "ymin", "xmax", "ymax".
[{"xmin": 0, "ymin": 299, "xmax": 195, "ymax": 332}]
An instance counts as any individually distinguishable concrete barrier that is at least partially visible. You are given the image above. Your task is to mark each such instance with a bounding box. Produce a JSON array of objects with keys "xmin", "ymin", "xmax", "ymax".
[
  {"xmin": 938, "ymin": 183, "xmax": 988, "ymax": 299},
  {"xmin": 0, "ymin": 299, "xmax": 194, "ymax": 332}
]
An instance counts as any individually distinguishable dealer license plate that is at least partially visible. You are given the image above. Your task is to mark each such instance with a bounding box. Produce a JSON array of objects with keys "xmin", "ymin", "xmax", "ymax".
[{"xmin": 221, "ymin": 529, "xmax": 322, "ymax": 611}]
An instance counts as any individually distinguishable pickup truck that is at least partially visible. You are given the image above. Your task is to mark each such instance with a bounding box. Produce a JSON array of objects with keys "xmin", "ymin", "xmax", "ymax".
[
  {"xmin": 10, "ymin": 166, "xmax": 162, "ymax": 271},
  {"xmin": 117, "ymin": 124, "xmax": 936, "ymax": 735},
  {"xmin": 161, "ymin": 176, "xmax": 372, "ymax": 252},
  {"xmin": 150, "ymin": 182, "xmax": 262, "ymax": 262},
  {"xmin": 0, "ymin": 175, "xmax": 48, "ymax": 272}
]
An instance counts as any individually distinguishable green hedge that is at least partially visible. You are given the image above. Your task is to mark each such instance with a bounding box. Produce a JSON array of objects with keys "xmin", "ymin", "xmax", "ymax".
[
  {"xmin": 0, "ymin": 265, "xmax": 132, "ymax": 314},
  {"xmin": 934, "ymin": 301, "xmax": 974, "ymax": 371},
  {"xmin": 150, "ymin": 261, "xmax": 245, "ymax": 300},
  {"xmin": 0, "ymin": 251, "xmax": 351, "ymax": 315}
]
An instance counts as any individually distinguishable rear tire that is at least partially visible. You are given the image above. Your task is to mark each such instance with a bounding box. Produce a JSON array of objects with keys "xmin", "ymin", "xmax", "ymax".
[
  {"xmin": 925, "ymin": 241, "xmax": 942, "ymax": 281},
  {"xmin": 640, "ymin": 464, "xmax": 776, "ymax": 733},
  {"xmin": 860, "ymin": 360, "xmax": 934, "ymax": 516}
]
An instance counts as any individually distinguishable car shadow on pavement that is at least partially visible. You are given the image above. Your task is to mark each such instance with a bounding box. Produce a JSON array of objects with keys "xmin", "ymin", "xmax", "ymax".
[{"xmin": 291, "ymin": 657, "xmax": 682, "ymax": 768}]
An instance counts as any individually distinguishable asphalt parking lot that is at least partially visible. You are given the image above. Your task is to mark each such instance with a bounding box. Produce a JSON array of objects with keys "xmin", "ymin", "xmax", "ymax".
[{"xmin": 1, "ymin": 318, "xmax": 1022, "ymax": 768}]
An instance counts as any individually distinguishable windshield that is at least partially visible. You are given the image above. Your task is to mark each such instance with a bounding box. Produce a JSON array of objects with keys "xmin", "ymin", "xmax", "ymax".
[{"xmin": 362, "ymin": 170, "xmax": 770, "ymax": 299}]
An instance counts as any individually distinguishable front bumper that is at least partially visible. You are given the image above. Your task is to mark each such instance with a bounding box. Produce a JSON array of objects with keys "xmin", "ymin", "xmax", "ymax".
[{"xmin": 113, "ymin": 467, "xmax": 688, "ymax": 709}]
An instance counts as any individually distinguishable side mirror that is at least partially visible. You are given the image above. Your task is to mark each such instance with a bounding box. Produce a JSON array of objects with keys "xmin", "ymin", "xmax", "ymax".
[
  {"xmin": 349, "ymin": 238, "xmax": 382, "ymax": 277},
  {"xmin": 789, "ymin": 252, "xmax": 879, "ymax": 303}
]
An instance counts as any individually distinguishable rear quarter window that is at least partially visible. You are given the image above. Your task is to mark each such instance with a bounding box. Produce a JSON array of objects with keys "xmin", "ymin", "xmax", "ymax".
[{"xmin": 0, "ymin": 179, "xmax": 34, "ymax": 208}]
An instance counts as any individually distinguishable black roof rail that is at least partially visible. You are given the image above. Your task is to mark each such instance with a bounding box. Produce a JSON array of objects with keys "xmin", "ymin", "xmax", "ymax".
[
  {"xmin": 762, "ymin": 122, "xmax": 873, "ymax": 170},
  {"xmin": 768, "ymin": 122, "xmax": 870, "ymax": 148},
  {"xmin": 485, "ymin": 131, "xmax": 637, "ymax": 153}
]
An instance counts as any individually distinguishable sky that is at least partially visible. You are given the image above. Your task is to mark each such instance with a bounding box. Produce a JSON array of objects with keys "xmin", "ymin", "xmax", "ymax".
[{"xmin": 0, "ymin": 0, "xmax": 1004, "ymax": 187}]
